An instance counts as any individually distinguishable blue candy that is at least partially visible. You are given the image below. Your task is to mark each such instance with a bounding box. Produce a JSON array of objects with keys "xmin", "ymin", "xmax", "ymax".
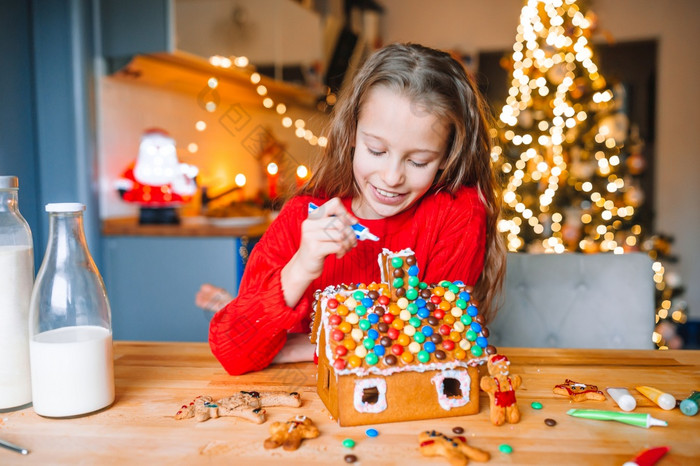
[
  {"xmin": 471, "ymin": 322, "xmax": 482, "ymax": 333},
  {"xmin": 368, "ymin": 313, "xmax": 379, "ymax": 324},
  {"xmin": 417, "ymin": 308, "xmax": 430, "ymax": 319},
  {"xmin": 373, "ymin": 345, "xmax": 385, "ymax": 356},
  {"xmin": 368, "ymin": 329, "xmax": 379, "ymax": 340},
  {"xmin": 408, "ymin": 265, "xmax": 419, "ymax": 276},
  {"xmin": 467, "ymin": 305, "xmax": 479, "ymax": 317},
  {"xmin": 366, "ymin": 428, "xmax": 379, "ymax": 437},
  {"xmin": 476, "ymin": 336, "xmax": 488, "ymax": 348},
  {"xmin": 424, "ymin": 341, "xmax": 436, "ymax": 353},
  {"xmin": 421, "ymin": 326, "xmax": 434, "ymax": 337},
  {"xmin": 459, "ymin": 291, "xmax": 471, "ymax": 302},
  {"xmin": 361, "ymin": 297, "xmax": 374, "ymax": 308}
]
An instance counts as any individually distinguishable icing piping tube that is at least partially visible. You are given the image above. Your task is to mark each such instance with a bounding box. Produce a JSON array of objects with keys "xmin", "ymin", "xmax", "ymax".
[
  {"xmin": 680, "ymin": 391, "xmax": 700, "ymax": 416},
  {"xmin": 566, "ymin": 409, "xmax": 667, "ymax": 428},
  {"xmin": 606, "ymin": 387, "xmax": 637, "ymax": 412},
  {"xmin": 635, "ymin": 386, "xmax": 676, "ymax": 410}
]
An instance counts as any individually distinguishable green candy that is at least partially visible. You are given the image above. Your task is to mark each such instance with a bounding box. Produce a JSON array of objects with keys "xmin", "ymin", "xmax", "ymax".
[
  {"xmin": 498, "ymin": 444, "xmax": 513, "ymax": 454},
  {"xmin": 391, "ymin": 257, "xmax": 404, "ymax": 268},
  {"xmin": 413, "ymin": 332, "xmax": 425, "ymax": 344},
  {"xmin": 439, "ymin": 280, "xmax": 452, "ymax": 287},
  {"xmin": 409, "ymin": 317, "xmax": 421, "ymax": 328},
  {"xmin": 365, "ymin": 353, "xmax": 378, "ymax": 365},
  {"xmin": 460, "ymin": 315, "xmax": 472, "ymax": 325},
  {"xmin": 419, "ymin": 282, "xmax": 428, "ymax": 289},
  {"xmin": 417, "ymin": 350, "xmax": 430, "ymax": 363},
  {"xmin": 407, "ymin": 303, "xmax": 419, "ymax": 315},
  {"xmin": 363, "ymin": 338, "xmax": 375, "ymax": 349},
  {"xmin": 531, "ymin": 401, "xmax": 543, "ymax": 410},
  {"xmin": 353, "ymin": 291, "xmax": 365, "ymax": 301},
  {"xmin": 392, "ymin": 277, "xmax": 404, "ymax": 288},
  {"xmin": 470, "ymin": 345, "xmax": 483, "ymax": 357},
  {"xmin": 405, "ymin": 288, "xmax": 418, "ymax": 300},
  {"xmin": 355, "ymin": 306, "xmax": 367, "ymax": 316},
  {"xmin": 449, "ymin": 284, "xmax": 460, "ymax": 294},
  {"xmin": 408, "ymin": 276, "xmax": 420, "ymax": 287},
  {"xmin": 359, "ymin": 319, "xmax": 370, "ymax": 331},
  {"xmin": 456, "ymin": 299, "xmax": 467, "ymax": 309},
  {"xmin": 466, "ymin": 329, "xmax": 477, "ymax": 341},
  {"xmin": 342, "ymin": 438, "xmax": 356, "ymax": 449}
]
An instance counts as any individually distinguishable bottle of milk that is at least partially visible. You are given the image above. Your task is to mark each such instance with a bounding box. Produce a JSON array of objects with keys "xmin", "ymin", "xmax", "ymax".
[
  {"xmin": 0, "ymin": 176, "xmax": 34, "ymax": 411},
  {"xmin": 29, "ymin": 203, "xmax": 114, "ymax": 417}
]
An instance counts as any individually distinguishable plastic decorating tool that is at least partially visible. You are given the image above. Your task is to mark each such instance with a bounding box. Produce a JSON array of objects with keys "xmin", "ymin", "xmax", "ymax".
[
  {"xmin": 566, "ymin": 409, "xmax": 667, "ymax": 428},
  {"xmin": 680, "ymin": 390, "xmax": 699, "ymax": 416},
  {"xmin": 635, "ymin": 386, "xmax": 676, "ymax": 410},
  {"xmin": 308, "ymin": 202, "xmax": 380, "ymax": 241},
  {"xmin": 606, "ymin": 387, "xmax": 637, "ymax": 412},
  {"xmin": 622, "ymin": 446, "xmax": 670, "ymax": 466}
]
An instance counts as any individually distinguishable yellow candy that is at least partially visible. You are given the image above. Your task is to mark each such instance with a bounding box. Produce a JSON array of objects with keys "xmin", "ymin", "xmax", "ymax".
[
  {"xmin": 391, "ymin": 319, "xmax": 405, "ymax": 330},
  {"xmin": 453, "ymin": 321, "xmax": 465, "ymax": 333},
  {"xmin": 403, "ymin": 325, "xmax": 416, "ymax": 337},
  {"xmin": 343, "ymin": 338, "xmax": 356, "ymax": 351},
  {"xmin": 397, "ymin": 334, "xmax": 411, "ymax": 346},
  {"xmin": 459, "ymin": 339, "xmax": 471, "ymax": 350},
  {"xmin": 454, "ymin": 348, "xmax": 466, "ymax": 360},
  {"xmin": 347, "ymin": 355, "xmax": 362, "ymax": 368},
  {"xmin": 433, "ymin": 286, "xmax": 445, "ymax": 297},
  {"xmin": 338, "ymin": 321, "xmax": 352, "ymax": 333},
  {"xmin": 401, "ymin": 352, "xmax": 414, "ymax": 363},
  {"xmin": 450, "ymin": 331, "xmax": 461, "ymax": 342},
  {"xmin": 443, "ymin": 314, "xmax": 456, "ymax": 325},
  {"xmin": 336, "ymin": 304, "xmax": 349, "ymax": 316},
  {"xmin": 389, "ymin": 303, "xmax": 401, "ymax": 315},
  {"xmin": 397, "ymin": 297, "xmax": 409, "ymax": 309},
  {"xmin": 450, "ymin": 307, "xmax": 463, "ymax": 318},
  {"xmin": 345, "ymin": 312, "xmax": 359, "ymax": 325},
  {"xmin": 408, "ymin": 342, "xmax": 421, "ymax": 353},
  {"xmin": 444, "ymin": 291, "xmax": 456, "ymax": 302}
]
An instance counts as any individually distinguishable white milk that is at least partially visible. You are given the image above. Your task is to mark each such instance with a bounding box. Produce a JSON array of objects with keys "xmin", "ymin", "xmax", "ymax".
[
  {"xmin": 0, "ymin": 245, "xmax": 33, "ymax": 409},
  {"xmin": 30, "ymin": 325, "xmax": 114, "ymax": 417}
]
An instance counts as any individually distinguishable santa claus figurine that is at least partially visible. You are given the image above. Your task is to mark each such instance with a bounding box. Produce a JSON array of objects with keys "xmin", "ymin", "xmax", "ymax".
[{"xmin": 115, "ymin": 128, "xmax": 198, "ymax": 223}]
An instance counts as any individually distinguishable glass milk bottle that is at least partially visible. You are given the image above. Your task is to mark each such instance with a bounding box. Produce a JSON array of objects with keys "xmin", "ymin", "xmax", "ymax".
[
  {"xmin": 29, "ymin": 203, "xmax": 114, "ymax": 417},
  {"xmin": 0, "ymin": 176, "xmax": 34, "ymax": 410}
]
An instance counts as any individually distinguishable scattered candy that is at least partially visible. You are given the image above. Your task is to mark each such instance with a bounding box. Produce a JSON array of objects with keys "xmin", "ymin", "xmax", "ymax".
[
  {"xmin": 342, "ymin": 438, "xmax": 356, "ymax": 449},
  {"xmin": 344, "ymin": 454, "xmax": 358, "ymax": 463},
  {"xmin": 545, "ymin": 418, "xmax": 557, "ymax": 426},
  {"xmin": 452, "ymin": 426, "xmax": 464, "ymax": 434},
  {"xmin": 531, "ymin": 401, "xmax": 543, "ymax": 410},
  {"xmin": 365, "ymin": 428, "xmax": 378, "ymax": 437},
  {"xmin": 499, "ymin": 444, "xmax": 513, "ymax": 454}
]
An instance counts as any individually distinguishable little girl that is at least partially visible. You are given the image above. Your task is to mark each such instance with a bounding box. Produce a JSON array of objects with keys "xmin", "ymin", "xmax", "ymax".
[{"xmin": 209, "ymin": 43, "xmax": 506, "ymax": 375}]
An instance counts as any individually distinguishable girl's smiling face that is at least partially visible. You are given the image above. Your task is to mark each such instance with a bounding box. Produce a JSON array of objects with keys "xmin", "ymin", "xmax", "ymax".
[{"xmin": 352, "ymin": 86, "xmax": 451, "ymax": 219}]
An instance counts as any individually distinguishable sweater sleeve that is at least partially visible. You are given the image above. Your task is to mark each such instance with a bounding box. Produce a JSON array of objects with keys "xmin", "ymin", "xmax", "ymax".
[
  {"xmin": 420, "ymin": 187, "xmax": 487, "ymax": 287},
  {"xmin": 208, "ymin": 197, "xmax": 313, "ymax": 375}
]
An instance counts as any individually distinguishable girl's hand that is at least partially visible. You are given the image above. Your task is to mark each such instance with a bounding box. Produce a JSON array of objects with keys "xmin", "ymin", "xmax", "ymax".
[{"xmin": 281, "ymin": 198, "xmax": 358, "ymax": 306}]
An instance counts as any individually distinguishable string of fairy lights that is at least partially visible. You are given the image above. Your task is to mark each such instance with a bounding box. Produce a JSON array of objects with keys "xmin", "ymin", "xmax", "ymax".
[{"xmin": 493, "ymin": 0, "xmax": 640, "ymax": 255}]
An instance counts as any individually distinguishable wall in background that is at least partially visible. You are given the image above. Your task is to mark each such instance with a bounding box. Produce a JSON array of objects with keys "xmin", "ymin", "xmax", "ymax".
[{"xmin": 381, "ymin": 0, "xmax": 700, "ymax": 318}]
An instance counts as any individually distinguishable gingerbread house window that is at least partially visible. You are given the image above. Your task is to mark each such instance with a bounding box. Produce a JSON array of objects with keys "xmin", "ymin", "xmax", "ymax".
[
  {"xmin": 431, "ymin": 370, "xmax": 471, "ymax": 410},
  {"xmin": 353, "ymin": 378, "xmax": 387, "ymax": 413}
]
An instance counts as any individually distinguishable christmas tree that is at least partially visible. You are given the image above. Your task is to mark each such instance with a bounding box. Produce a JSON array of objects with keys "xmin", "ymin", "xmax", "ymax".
[
  {"xmin": 490, "ymin": 0, "xmax": 688, "ymax": 348},
  {"xmin": 492, "ymin": 0, "xmax": 647, "ymax": 254}
]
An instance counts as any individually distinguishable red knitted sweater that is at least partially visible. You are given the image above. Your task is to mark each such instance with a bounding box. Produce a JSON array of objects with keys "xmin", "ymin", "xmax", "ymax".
[{"xmin": 209, "ymin": 186, "xmax": 487, "ymax": 375}]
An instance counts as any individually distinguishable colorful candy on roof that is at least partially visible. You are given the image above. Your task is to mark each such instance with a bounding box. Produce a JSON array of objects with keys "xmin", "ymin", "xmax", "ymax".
[{"xmin": 313, "ymin": 248, "xmax": 497, "ymax": 376}]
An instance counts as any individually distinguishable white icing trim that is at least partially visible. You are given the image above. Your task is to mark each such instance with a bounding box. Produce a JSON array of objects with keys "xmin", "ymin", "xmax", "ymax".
[
  {"xmin": 431, "ymin": 369, "xmax": 471, "ymax": 410},
  {"xmin": 353, "ymin": 378, "xmax": 387, "ymax": 413}
]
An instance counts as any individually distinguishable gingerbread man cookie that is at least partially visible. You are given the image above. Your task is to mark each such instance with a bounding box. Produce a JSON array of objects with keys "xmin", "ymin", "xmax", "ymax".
[
  {"xmin": 553, "ymin": 379, "xmax": 606, "ymax": 402},
  {"xmin": 419, "ymin": 431, "xmax": 489, "ymax": 466},
  {"xmin": 480, "ymin": 354, "xmax": 522, "ymax": 426},
  {"xmin": 264, "ymin": 415, "xmax": 319, "ymax": 451},
  {"xmin": 175, "ymin": 391, "xmax": 302, "ymax": 423}
]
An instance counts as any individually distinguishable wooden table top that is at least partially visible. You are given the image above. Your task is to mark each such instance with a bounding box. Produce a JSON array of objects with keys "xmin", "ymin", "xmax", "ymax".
[
  {"xmin": 102, "ymin": 216, "xmax": 270, "ymax": 237},
  {"xmin": 2, "ymin": 343, "xmax": 699, "ymax": 465}
]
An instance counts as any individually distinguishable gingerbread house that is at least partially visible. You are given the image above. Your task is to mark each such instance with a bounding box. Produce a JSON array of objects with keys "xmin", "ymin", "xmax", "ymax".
[{"xmin": 311, "ymin": 248, "xmax": 496, "ymax": 426}]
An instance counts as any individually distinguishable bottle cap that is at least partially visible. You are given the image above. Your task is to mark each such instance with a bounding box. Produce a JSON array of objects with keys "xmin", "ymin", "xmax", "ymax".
[
  {"xmin": 658, "ymin": 393, "xmax": 676, "ymax": 411},
  {"xmin": 0, "ymin": 176, "xmax": 19, "ymax": 189},
  {"xmin": 617, "ymin": 394, "xmax": 637, "ymax": 412},
  {"xmin": 680, "ymin": 398, "xmax": 698, "ymax": 416},
  {"xmin": 45, "ymin": 203, "xmax": 86, "ymax": 213}
]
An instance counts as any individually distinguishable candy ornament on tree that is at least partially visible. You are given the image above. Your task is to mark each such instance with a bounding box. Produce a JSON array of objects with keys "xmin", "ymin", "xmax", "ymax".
[{"xmin": 115, "ymin": 128, "xmax": 198, "ymax": 224}]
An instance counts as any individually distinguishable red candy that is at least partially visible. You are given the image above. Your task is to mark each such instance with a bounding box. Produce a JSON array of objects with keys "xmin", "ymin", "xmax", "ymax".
[
  {"xmin": 327, "ymin": 298, "xmax": 339, "ymax": 309},
  {"xmin": 439, "ymin": 324, "xmax": 451, "ymax": 336},
  {"xmin": 378, "ymin": 295, "xmax": 390, "ymax": 306},
  {"xmin": 331, "ymin": 329, "xmax": 345, "ymax": 341},
  {"xmin": 434, "ymin": 309, "xmax": 445, "ymax": 319},
  {"xmin": 329, "ymin": 315, "xmax": 342, "ymax": 326},
  {"xmin": 335, "ymin": 345, "xmax": 348, "ymax": 357},
  {"xmin": 333, "ymin": 359, "xmax": 346, "ymax": 370},
  {"xmin": 442, "ymin": 340, "xmax": 455, "ymax": 351},
  {"xmin": 430, "ymin": 295, "xmax": 442, "ymax": 305},
  {"xmin": 391, "ymin": 344, "xmax": 404, "ymax": 355},
  {"xmin": 382, "ymin": 313, "xmax": 395, "ymax": 324},
  {"xmin": 387, "ymin": 327, "xmax": 400, "ymax": 340}
]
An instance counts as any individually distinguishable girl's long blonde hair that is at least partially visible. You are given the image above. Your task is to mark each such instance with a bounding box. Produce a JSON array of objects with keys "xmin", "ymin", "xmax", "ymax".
[{"xmin": 302, "ymin": 43, "xmax": 506, "ymax": 321}]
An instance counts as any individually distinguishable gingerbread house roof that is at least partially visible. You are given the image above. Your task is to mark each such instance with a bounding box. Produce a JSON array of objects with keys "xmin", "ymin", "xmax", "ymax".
[{"xmin": 312, "ymin": 248, "xmax": 496, "ymax": 377}]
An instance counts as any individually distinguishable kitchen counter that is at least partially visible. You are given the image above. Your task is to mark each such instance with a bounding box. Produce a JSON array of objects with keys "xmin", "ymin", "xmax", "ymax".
[
  {"xmin": 2, "ymin": 343, "xmax": 699, "ymax": 464},
  {"xmin": 102, "ymin": 216, "xmax": 271, "ymax": 237}
]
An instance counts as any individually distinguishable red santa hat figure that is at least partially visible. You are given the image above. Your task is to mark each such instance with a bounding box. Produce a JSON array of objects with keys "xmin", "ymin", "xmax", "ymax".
[{"xmin": 116, "ymin": 128, "xmax": 198, "ymax": 206}]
